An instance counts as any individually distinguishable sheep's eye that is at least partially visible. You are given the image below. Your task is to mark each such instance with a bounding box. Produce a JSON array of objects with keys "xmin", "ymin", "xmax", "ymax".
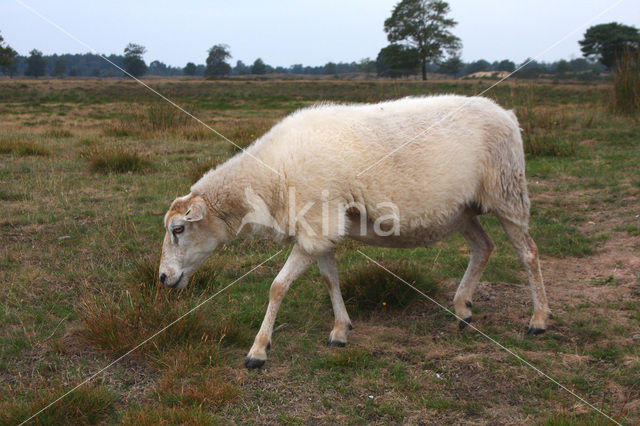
[{"xmin": 173, "ymin": 226, "xmax": 185, "ymax": 235}]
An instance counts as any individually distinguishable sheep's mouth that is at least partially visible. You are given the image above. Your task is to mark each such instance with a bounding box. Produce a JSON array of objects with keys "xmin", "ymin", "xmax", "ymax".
[{"xmin": 168, "ymin": 272, "xmax": 184, "ymax": 289}]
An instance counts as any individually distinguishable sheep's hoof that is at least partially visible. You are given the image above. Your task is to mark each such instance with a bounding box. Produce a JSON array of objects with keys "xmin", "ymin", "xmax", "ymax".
[
  {"xmin": 458, "ymin": 316, "xmax": 472, "ymax": 330},
  {"xmin": 326, "ymin": 339, "xmax": 346, "ymax": 347},
  {"xmin": 244, "ymin": 357, "xmax": 266, "ymax": 369},
  {"xmin": 526, "ymin": 326, "xmax": 546, "ymax": 335}
]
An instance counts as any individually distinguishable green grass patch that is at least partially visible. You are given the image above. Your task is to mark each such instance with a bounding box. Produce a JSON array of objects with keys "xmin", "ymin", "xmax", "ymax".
[{"xmin": 0, "ymin": 384, "xmax": 117, "ymax": 425}]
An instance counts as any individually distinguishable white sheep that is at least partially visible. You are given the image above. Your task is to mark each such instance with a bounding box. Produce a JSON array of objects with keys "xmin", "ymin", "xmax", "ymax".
[{"xmin": 159, "ymin": 95, "xmax": 551, "ymax": 369}]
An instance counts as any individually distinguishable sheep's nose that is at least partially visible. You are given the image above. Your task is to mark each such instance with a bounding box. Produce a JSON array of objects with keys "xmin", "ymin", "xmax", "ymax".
[{"xmin": 160, "ymin": 273, "xmax": 167, "ymax": 285}]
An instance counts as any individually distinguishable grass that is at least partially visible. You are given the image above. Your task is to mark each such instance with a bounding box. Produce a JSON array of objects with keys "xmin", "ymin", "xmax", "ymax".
[
  {"xmin": 0, "ymin": 135, "xmax": 50, "ymax": 156},
  {"xmin": 80, "ymin": 145, "xmax": 153, "ymax": 173},
  {"xmin": 0, "ymin": 384, "xmax": 117, "ymax": 425},
  {"xmin": 79, "ymin": 256, "xmax": 230, "ymax": 357},
  {"xmin": 612, "ymin": 49, "xmax": 640, "ymax": 115},
  {"xmin": 340, "ymin": 258, "xmax": 438, "ymax": 316},
  {"xmin": 0, "ymin": 77, "xmax": 638, "ymax": 425}
]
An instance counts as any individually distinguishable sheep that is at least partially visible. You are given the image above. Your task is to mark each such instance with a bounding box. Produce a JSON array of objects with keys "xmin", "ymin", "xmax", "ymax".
[{"xmin": 159, "ymin": 95, "xmax": 551, "ymax": 369}]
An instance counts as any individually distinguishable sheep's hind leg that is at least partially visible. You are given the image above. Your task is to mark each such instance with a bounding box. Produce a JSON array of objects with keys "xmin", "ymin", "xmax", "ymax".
[
  {"xmin": 245, "ymin": 244, "xmax": 314, "ymax": 369},
  {"xmin": 453, "ymin": 216, "xmax": 495, "ymax": 330},
  {"xmin": 317, "ymin": 250, "xmax": 352, "ymax": 347},
  {"xmin": 498, "ymin": 216, "xmax": 551, "ymax": 334}
]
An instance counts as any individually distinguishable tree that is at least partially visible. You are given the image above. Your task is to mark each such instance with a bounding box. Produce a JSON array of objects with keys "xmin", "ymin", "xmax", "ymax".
[
  {"xmin": 356, "ymin": 58, "xmax": 376, "ymax": 77},
  {"xmin": 464, "ymin": 59, "xmax": 490, "ymax": 75},
  {"xmin": 205, "ymin": 44, "xmax": 231, "ymax": 77},
  {"xmin": 438, "ymin": 55, "xmax": 463, "ymax": 77},
  {"xmin": 149, "ymin": 60, "xmax": 167, "ymax": 75},
  {"xmin": 24, "ymin": 49, "xmax": 46, "ymax": 77},
  {"xmin": 554, "ymin": 59, "xmax": 569, "ymax": 76},
  {"xmin": 376, "ymin": 44, "xmax": 420, "ymax": 78},
  {"xmin": 123, "ymin": 43, "xmax": 147, "ymax": 77},
  {"xmin": 52, "ymin": 58, "xmax": 66, "ymax": 77},
  {"xmin": 579, "ymin": 22, "xmax": 639, "ymax": 69},
  {"xmin": 323, "ymin": 61, "xmax": 337, "ymax": 75},
  {"xmin": 0, "ymin": 32, "xmax": 18, "ymax": 76},
  {"xmin": 251, "ymin": 58, "xmax": 267, "ymax": 75},
  {"xmin": 496, "ymin": 59, "xmax": 515, "ymax": 72},
  {"xmin": 183, "ymin": 62, "xmax": 197, "ymax": 76},
  {"xmin": 233, "ymin": 60, "xmax": 249, "ymax": 75},
  {"xmin": 384, "ymin": 0, "xmax": 461, "ymax": 80}
]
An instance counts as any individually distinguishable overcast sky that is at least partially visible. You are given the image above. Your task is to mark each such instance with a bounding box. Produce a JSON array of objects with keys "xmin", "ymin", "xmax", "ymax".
[{"xmin": 2, "ymin": 0, "xmax": 639, "ymax": 67}]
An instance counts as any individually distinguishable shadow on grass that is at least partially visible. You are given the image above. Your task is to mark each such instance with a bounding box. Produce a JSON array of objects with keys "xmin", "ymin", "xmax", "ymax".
[{"xmin": 341, "ymin": 258, "xmax": 439, "ymax": 317}]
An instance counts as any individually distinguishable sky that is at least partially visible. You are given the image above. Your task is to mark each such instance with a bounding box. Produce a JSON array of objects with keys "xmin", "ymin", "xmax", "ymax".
[{"xmin": 2, "ymin": 0, "xmax": 639, "ymax": 68}]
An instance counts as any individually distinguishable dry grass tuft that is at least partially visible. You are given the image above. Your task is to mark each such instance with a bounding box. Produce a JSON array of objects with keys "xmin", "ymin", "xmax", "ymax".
[
  {"xmin": 103, "ymin": 104, "xmax": 193, "ymax": 139},
  {"xmin": 612, "ymin": 49, "xmax": 640, "ymax": 115},
  {"xmin": 341, "ymin": 258, "xmax": 438, "ymax": 316},
  {"xmin": 121, "ymin": 405, "xmax": 220, "ymax": 425},
  {"xmin": 79, "ymin": 255, "xmax": 234, "ymax": 358},
  {"xmin": 0, "ymin": 383, "xmax": 117, "ymax": 425},
  {"xmin": 188, "ymin": 157, "xmax": 223, "ymax": 183},
  {"xmin": 80, "ymin": 145, "xmax": 153, "ymax": 173},
  {"xmin": 44, "ymin": 128, "xmax": 73, "ymax": 138},
  {"xmin": 0, "ymin": 136, "xmax": 50, "ymax": 156},
  {"xmin": 516, "ymin": 91, "xmax": 578, "ymax": 157}
]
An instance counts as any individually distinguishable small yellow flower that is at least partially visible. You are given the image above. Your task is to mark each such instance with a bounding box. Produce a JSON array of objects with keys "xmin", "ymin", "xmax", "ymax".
[{"xmin": 382, "ymin": 301, "xmax": 387, "ymax": 307}]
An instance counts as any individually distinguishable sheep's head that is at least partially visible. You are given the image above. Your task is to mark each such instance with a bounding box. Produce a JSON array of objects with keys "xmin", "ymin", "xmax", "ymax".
[{"xmin": 159, "ymin": 193, "xmax": 226, "ymax": 289}]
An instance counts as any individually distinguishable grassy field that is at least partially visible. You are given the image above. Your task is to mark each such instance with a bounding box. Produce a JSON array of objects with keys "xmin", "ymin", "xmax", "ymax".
[{"xmin": 0, "ymin": 77, "xmax": 638, "ymax": 425}]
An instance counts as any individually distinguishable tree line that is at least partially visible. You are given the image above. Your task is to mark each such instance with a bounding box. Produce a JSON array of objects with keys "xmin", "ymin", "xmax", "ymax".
[{"xmin": 1, "ymin": 0, "xmax": 637, "ymax": 80}]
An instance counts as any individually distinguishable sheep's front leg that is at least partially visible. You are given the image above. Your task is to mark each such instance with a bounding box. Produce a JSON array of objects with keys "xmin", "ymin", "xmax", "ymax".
[
  {"xmin": 317, "ymin": 251, "xmax": 352, "ymax": 347},
  {"xmin": 245, "ymin": 244, "xmax": 314, "ymax": 369}
]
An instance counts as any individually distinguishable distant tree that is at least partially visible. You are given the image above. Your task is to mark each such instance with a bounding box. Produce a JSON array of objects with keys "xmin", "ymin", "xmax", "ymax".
[
  {"xmin": 123, "ymin": 43, "xmax": 147, "ymax": 77},
  {"xmin": 384, "ymin": 0, "xmax": 461, "ymax": 80},
  {"xmin": 568, "ymin": 58, "xmax": 590, "ymax": 72},
  {"xmin": 496, "ymin": 59, "xmax": 515, "ymax": 72},
  {"xmin": 323, "ymin": 61, "xmax": 337, "ymax": 75},
  {"xmin": 251, "ymin": 58, "xmax": 267, "ymax": 75},
  {"xmin": 183, "ymin": 62, "xmax": 197, "ymax": 76},
  {"xmin": 579, "ymin": 23, "xmax": 639, "ymax": 70},
  {"xmin": 376, "ymin": 44, "xmax": 420, "ymax": 78},
  {"xmin": 464, "ymin": 59, "xmax": 490, "ymax": 75},
  {"xmin": 52, "ymin": 58, "xmax": 66, "ymax": 77},
  {"xmin": 0, "ymin": 32, "xmax": 18, "ymax": 76},
  {"xmin": 233, "ymin": 60, "xmax": 249, "ymax": 75},
  {"xmin": 149, "ymin": 60, "xmax": 168, "ymax": 75},
  {"xmin": 290, "ymin": 64, "xmax": 304, "ymax": 74},
  {"xmin": 24, "ymin": 49, "xmax": 46, "ymax": 77},
  {"xmin": 554, "ymin": 59, "xmax": 569, "ymax": 76},
  {"xmin": 356, "ymin": 57, "xmax": 376, "ymax": 77},
  {"xmin": 205, "ymin": 44, "xmax": 231, "ymax": 77},
  {"xmin": 517, "ymin": 58, "xmax": 547, "ymax": 78},
  {"xmin": 438, "ymin": 55, "xmax": 463, "ymax": 77},
  {"xmin": 68, "ymin": 67, "xmax": 78, "ymax": 77}
]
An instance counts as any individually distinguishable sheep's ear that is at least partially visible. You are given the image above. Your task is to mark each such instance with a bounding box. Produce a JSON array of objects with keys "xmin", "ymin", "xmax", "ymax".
[{"xmin": 185, "ymin": 196, "xmax": 206, "ymax": 222}]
